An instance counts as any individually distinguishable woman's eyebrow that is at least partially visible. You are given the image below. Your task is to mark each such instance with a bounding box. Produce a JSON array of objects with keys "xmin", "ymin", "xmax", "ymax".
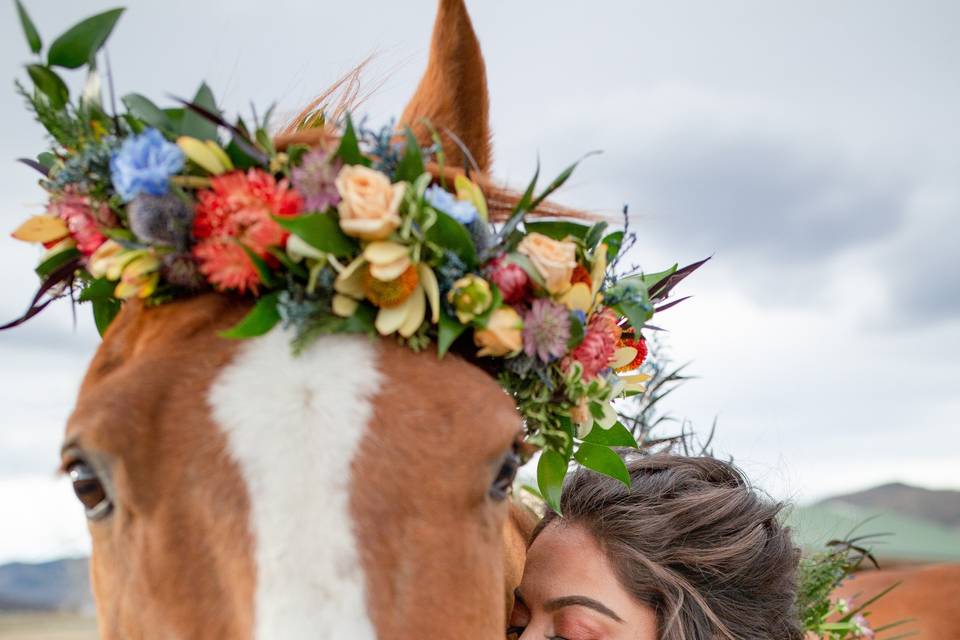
[{"xmin": 544, "ymin": 596, "xmax": 624, "ymax": 623}]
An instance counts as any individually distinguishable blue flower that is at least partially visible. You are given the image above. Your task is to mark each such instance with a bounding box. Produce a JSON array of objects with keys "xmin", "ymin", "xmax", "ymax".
[
  {"xmin": 110, "ymin": 128, "xmax": 185, "ymax": 202},
  {"xmin": 425, "ymin": 184, "xmax": 478, "ymax": 225}
]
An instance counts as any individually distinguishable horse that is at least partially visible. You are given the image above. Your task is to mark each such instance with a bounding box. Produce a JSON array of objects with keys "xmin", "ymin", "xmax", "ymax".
[
  {"xmin": 62, "ymin": 1, "xmax": 531, "ymax": 637},
  {"xmin": 833, "ymin": 563, "xmax": 960, "ymax": 639}
]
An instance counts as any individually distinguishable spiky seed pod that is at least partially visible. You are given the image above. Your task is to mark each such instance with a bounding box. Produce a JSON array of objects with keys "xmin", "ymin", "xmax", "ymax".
[
  {"xmin": 127, "ymin": 193, "xmax": 194, "ymax": 250},
  {"xmin": 160, "ymin": 253, "xmax": 208, "ymax": 291}
]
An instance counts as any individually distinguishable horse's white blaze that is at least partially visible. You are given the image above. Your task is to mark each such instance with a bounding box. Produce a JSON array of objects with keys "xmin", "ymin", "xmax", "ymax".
[{"xmin": 209, "ymin": 330, "xmax": 380, "ymax": 639}]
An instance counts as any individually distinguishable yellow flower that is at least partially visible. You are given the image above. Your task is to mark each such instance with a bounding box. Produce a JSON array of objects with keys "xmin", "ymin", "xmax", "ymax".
[
  {"xmin": 454, "ymin": 175, "xmax": 488, "ymax": 222},
  {"xmin": 334, "ymin": 254, "xmax": 440, "ymax": 338},
  {"xmin": 474, "ymin": 306, "xmax": 523, "ymax": 357},
  {"xmin": 447, "ymin": 274, "xmax": 493, "ymax": 323},
  {"xmin": 363, "ymin": 241, "xmax": 411, "ymax": 281},
  {"xmin": 335, "ymin": 165, "xmax": 405, "ymax": 240},
  {"xmin": 373, "ymin": 264, "xmax": 440, "ymax": 338},
  {"xmin": 88, "ymin": 240, "xmax": 130, "ymax": 280},
  {"xmin": 177, "ymin": 137, "xmax": 233, "ymax": 175},
  {"xmin": 113, "ymin": 253, "xmax": 160, "ymax": 300},
  {"xmin": 517, "ymin": 232, "xmax": 577, "ymax": 295}
]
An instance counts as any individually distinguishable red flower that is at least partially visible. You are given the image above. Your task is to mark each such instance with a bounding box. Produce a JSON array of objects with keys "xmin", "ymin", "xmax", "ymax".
[
  {"xmin": 569, "ymin": 308, "xmax": 619, "ymax": 379},
  {"xmin": 487, "ymin": 256, "xmax": 530, "ymax": 304},
  {"xmin": 616, "ymin": 333, "xmax": 648, "ymax": 372},
  {"xmin": 51, "ymin": 192, "xmax": 116, "ymax": 256},
  {"xmin": 192, "ymin": 169, "xmax": 303, "ymax": 293}
]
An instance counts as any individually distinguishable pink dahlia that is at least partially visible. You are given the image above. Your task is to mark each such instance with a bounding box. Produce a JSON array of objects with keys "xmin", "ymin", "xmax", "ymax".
[
  {"xmin": 523, "ymin": 299, "xmax": 571, "ymax": 362},
  {"xmin": 569, "ymin": 308, "xmax": 619, "ymax": 379},
  {"xmin": 487, "ymin": 256, "xmax": 530, "ymax": 304},
  {"xmin": 192, "ymin": 169, "xmax": 303, "ymax": 293},
  {"xmin": 51, "ymin": 192, "xmax": 116, "ymax": 256},
  {"xmin": 291, "ymin": 149, "xmax": 341, "ymax": 212}
]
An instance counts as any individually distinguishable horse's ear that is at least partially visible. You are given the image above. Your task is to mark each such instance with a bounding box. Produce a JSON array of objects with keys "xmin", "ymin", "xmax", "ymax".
[{"xmin": 400, "ymin": 0, "xmax": 491, "ymax": 172}]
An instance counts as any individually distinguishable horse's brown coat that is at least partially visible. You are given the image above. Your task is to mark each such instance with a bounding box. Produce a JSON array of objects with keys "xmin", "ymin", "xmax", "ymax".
[{"xmin": 64, "ymin": 2, "xmax": 545, "ymax": 637}]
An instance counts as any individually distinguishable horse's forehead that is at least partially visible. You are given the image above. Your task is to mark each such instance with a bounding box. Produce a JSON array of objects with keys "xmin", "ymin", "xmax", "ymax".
[{"xmin": 209, "ymin": 330, "xmax": 382, "ymax": 638}]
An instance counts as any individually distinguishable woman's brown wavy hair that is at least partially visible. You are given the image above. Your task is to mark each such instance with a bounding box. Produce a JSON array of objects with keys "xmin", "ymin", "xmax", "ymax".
[{"xmin": 533, "ymin": 454, "xmax": 804, "ymax": 640}]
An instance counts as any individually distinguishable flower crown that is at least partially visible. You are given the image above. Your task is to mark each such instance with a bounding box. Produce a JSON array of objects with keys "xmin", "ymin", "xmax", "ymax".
[{"xmin": 5, "ymin": 4, "xmax": 705, "ymax": 510}]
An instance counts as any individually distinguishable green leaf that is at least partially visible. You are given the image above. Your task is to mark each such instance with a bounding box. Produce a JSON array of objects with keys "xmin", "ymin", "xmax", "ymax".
[
  {"xmin": 425, "ymin": 210, "xmax": 476, "ymax": 268},
  {"xmin": 92, "ymin": 298, "xmax": 121, "ymax": 337},
  {"xmin": 334, "ymin": 115, "xmax": 370, "ymax": 166},
  {"xmin": 605, "ymin": 279, "xmax": 654, "ymax": 332},
  {"xmin": 122, "ymin": 93, "xmax": 171, "ymax": 132},
  {"xmin": 238, "ymin": 244, "xmax": 276, "ymax": 289},
  {"xmin": 602, "ymin": 231, "xmax": 624, "ymax": 261},
  {"xmin": 79, "ymin": 277, "xmax": 116, "ymax": 302},
  {"xmin": 15, "ymin": 0, "xmax": 42, "ymax": 54},
  {"xmin": 437, "ymin": 309, "xmax": 467, "ymax": 358},
  {"xmin": 574, "ymin": 443, "xmax": 630, "ymax": 487},
  {"xmin": 584, "ymin": 222, "xmax": 608, "ymax": 250},
  {"xmin": 567, "ymin": 310, "xmax": 585, "ymax": 349},
  {"xmin": 621, "ymin": 264, "xmax": 678, "ymax": 290},
  {"xmin": 47, "ymin": 8, "xmax": 124, "ymax": 69},
  {"xmin": 524, "ymin": 220, "xmax": 591, "ymax": 241},
  {"xmin": 395, "ymin": 128, "xmax": 425, "ymax": 183},
  {"xmin": 537, "ymin": 449, "xmax": 569, "ymax": 515},
  {"xmin": 581, "ymin": 422, "xmax": 639, "ymax": 448},
  {"xmin": 220, "ymin": 293, "xmax": 280, "ymax": 339},
  {"xmin": 529, "ymin": 151, "xmax": 600, "ymax": 212},
  {"xmin": 179, "ymin": 82, "xmax": 219, "ymax": 141},
  {"xmin": 26, "ymin": 64, "xmax": 68, "ymax": 110},
  {"xmin": 35, "ymin": 247, "xmax": 80, "ymax": 278},
  {"xmin": 272, "ymin": 213, "xmax": 357, "ymax": 257},
  {"xmin": 36, "ymin": 152, "xmax": 56, "ymax": 169}
]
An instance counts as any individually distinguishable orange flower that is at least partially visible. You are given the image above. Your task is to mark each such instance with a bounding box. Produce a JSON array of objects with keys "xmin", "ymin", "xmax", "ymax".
[{"xmin": 191, "ymin": 169, "xmax": 303, "ymax": 293}]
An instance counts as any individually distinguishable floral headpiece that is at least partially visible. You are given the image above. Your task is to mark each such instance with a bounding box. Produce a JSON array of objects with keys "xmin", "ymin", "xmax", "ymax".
[{"xmin": 5, "ymin": 5, "xmax": 705, "ymax": 510}]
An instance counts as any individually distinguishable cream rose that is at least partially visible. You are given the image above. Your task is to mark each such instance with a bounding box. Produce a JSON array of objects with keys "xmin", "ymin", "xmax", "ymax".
[
  {"xmin": 474, "ymin": 307, "xmax": 524, "ymax": 357},
  {"xmin": 335, "ymin": 165, "xmax": 405, "ymax": 240},
  {"xmin": 517, "ymin": 232, "xmax": 577, "ymax": 294}
]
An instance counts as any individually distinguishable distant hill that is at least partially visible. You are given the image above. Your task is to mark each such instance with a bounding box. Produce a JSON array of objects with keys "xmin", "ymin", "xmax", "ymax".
[
  {"xmin": 816, "ymin": 482, "xmax": 960, "ymax": 529},
  {"xmin": 0, "ymin": 559, "xmax": 92, "ymax": 612}
]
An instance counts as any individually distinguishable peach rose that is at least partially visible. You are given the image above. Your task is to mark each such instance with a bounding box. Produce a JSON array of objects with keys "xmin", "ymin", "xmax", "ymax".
[
  {"xmin": 335, "ymin": 165, "xmax": 405, "ymax": 240},
  {"xmin": 474, "ymin": 307, "xmax": 524, "ymax": 357},
  {"xmin": 517, "ymin": 232, "xmax": 577, "ymax": 294}
]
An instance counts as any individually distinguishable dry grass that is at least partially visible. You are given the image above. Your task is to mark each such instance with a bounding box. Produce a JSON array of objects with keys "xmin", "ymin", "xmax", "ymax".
[{"xmin": 0, "ymin": 612, "xmax": 98, "ymax": 640}]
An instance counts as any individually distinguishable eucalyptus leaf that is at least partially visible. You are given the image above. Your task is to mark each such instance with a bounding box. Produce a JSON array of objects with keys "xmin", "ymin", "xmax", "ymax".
[
  {"xmin": 179, "ymin": 82, "xmax": 219, "ymax": 141},
  {"xmin": 220, "ymin": 293, "xmax": 280, "ymax": 339},
  {"xmin": 122, "ymin": 93, "xmax": 171, "ymax": 131},
  {"xmin": 574, "ymin": 443, "xmax": 630, "ymax": 487},
  {"xmin": 15, "ymin": 0, "xmax": 42, "ymax": 54},
  {"xmin": 26, "ymin": 64, "xmax": 68, "ymax": 110},
  {"xmin": 584, "ymin": 221, "xmax": 608, "ymax": 250},
  {"xmin": 272, "ymin": 213, "xmax": 357, "ymax": 257},
  {"xmin": 602, "ymin": 231, "xmax": 624, "ymax": 261},
  {"xmin": 537, "ymin": 449, "xmax": 569, "ymax": 515},
  {"xmin": 47, "ymin": 8, "xmax": 124, "ymax": 69}
]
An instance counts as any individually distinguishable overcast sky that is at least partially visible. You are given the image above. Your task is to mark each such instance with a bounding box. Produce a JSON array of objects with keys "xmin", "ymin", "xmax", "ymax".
[{"xmin": 0, "ymin": 0, "xmax": 957, "ymax": 563}]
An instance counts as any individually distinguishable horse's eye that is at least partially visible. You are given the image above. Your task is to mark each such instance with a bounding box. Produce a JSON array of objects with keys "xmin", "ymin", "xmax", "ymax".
[
  {"xmin": 490, "ymin": 450, "xmax": 520, "ymax": 501},
  {"xmin": 67, "ymin": 460, "xmax": 112, "ymax": 520}
]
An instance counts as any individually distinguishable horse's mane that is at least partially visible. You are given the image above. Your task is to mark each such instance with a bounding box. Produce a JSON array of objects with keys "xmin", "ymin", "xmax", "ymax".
[{"xmin": 275, "ymin": 63, "xmax": 592, "ymax": 223}]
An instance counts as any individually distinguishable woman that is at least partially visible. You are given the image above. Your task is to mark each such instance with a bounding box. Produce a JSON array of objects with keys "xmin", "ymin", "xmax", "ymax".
[{"xmin": 509, "ymin": 454, "xmax": 803, "ymax": 639}]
